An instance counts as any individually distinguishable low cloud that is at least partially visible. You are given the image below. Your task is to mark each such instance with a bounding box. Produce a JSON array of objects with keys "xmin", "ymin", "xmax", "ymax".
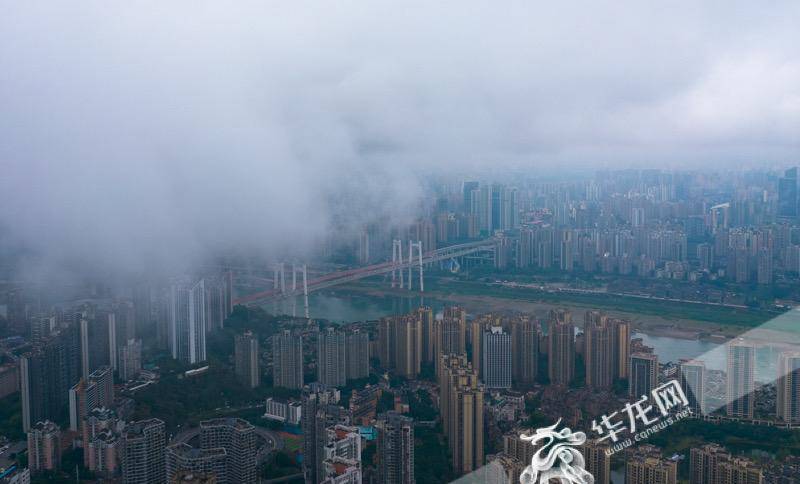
[{"xmin": 1, "ymin": 1, "xmax": 798, "ymax": 279}]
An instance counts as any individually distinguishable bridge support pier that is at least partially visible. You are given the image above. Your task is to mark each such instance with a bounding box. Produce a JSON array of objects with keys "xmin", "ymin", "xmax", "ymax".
[
  {"xmin": 302, "ymin": 264, "xmax": 309, "ymax": 319},
  {"xmin": 407, "ymin": 240, "xmax": 423, "ymax": 292},
  {"xmin": 279, "ymin": 263, "xmax": 286, "ymax": 294},
  {"xmin": 392, "ymin": 239, "xmax": 405, "ymax": 288}
]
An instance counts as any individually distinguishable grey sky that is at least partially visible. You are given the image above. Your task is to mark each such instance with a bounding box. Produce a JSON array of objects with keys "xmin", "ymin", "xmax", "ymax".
[{"xmin": 1, "ymin": 1, "xmax": 798, "ymax": 278}]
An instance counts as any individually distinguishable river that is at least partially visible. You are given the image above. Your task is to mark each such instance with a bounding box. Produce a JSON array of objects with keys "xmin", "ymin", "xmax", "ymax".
[{"xmin": 269, "ymin": 291, "xmax": 779, "ymax": 381}]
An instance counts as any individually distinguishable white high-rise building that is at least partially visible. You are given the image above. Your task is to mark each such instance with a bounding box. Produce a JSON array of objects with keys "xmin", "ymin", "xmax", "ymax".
[
  {"xmin": 679, "ymin": 359, "xmax": 705, "ymax": 415},
  {"xmin": 119, "ymin": 339, "xmax": 142, "ymax": 382},
  {"xmin": 273, "ymin": 330, "xmax": 304, "ymax": 390},
  {"xmin": 726, "ymin": 340, "xmax": 755, "ymax": 419},
  {"xmin": 169, "ymin": 279, "xmax": 207, "ymax": 364},
  {"xmin": 317, "ymin": 328, "xmax": 346, "ymax": 388}
]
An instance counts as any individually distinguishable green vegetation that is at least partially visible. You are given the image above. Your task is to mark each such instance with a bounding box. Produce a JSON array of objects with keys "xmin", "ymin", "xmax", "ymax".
[
  {"xmin": 376, "ymin": 390, "xmax": 395, "ymax": 413},
  {"xmin": 423, "ymin": 277, "xmax": 775, "ymax": 327},
  {"xmin": 524, "ymin": 396, "xmax": 548, "ymax": 430},
  {"xmin": 132, "ymin": 306, "xmax": 304, "ymax": 433},
  {"xmin": 29, "ymin": 448, "xmax": 94, "ymax": 484},
  {"xmin": 409, "ymin": 389, "xmax": 437, "ymax": 421},
  {"xmin": 261, "ymin": 451, "xmax": 302, "ymax": 482},
  {"xmin": 0, "ymin": 393, "xmax": 23, "ymax": 441},
  {"xmin": 414, "ymin": 424, "xmax": 455, "ymax": 484},
  {"xmin": 648, "ymin": 419, "xmax": 800, "ymax": 459},
  {"xmin": 418, "ymin": 362, "xmax": 437, "ymax": 382},
  {"xmin": 337, "ymin": 374, "xmax": 381, "ymax": 407},
  {"xmin": 131, "ymin": 362, "xmax": 296, "ymax": 433},
  {"xmin": 570, "ymin": 354, "xmax": 586, "ymax": 388},
  {"xmin": 206, "ymin": 305, "xmax": 282, "ymax": 364},
  {"xmin": 132, "ymin": 365, "xmax": 262, "ymax": 432}
]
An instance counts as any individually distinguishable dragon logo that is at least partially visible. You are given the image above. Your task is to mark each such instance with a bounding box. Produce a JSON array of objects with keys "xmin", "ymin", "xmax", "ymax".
[{"xmin": 519, "ymin": 419, "xmax": 594, "ymax": 484}]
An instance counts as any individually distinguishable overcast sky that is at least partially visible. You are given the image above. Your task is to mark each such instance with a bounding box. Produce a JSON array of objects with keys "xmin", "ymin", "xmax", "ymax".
[{"xmin": 1, "ymin": 1, "xmax": 798, "ymax": 279}]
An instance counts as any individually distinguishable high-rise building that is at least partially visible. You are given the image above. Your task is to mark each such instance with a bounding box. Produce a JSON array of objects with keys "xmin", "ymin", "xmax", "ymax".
[
  {"xmin": 311, "ymin": 406, "xmax": 351, "ymax": 483},
  {"xmin": 302, "ymin": 383, "xmax": 345, "ymax": 484},
  {"xmin": 757, "ymin": 247, "xmax": 773, "ymax": 284},
  {"xmin": 610, "ymin": 318, "xmax": 631, "ymax": 380},
  {"xmin": 166, "ymin": 444, "xmax": 228, "ymax": 484},
  {"xmin": 438, "ymin": 354, "xmax": 485, "ymax": 475},
  {"xmin": 777, "ymin": 350, "xmax": 800, "ymax": 424},
  {"xmin": 503, "ymin": 432, "xmax": 535, "ymax": 468},
  {"xmin": 495, "ymin": 432, "xmax": 536, "ymax": 482},
  {"xmin": 584, "ymin": 311, "xmax": 613, "ymax": 389},
  {"xmin": 272, "ymin": 330, "xmax": 304, "ymax": 390},
  {"xmin": 581, "ymin": 440, "xmax": 611, "ymax": 484},
  {"xmin": 378, "ymin": 312, "xmax": 423, "ymax": 379},
  {"xmin": 79, "ymin": 314, "xmax": 112, "ymax": 379},
  {"xmin": 204, "ymin": 276, "xmax": 232, "ymax": 331},
  {"xmin": 462, "ymin": 181, "xmax": 479, "ymax": 214},
  {"xmin": 320, "ymin": 425, "xmax": 362, "ymax": 484},
  {"xmin": 27, "ymin": 420, "xmax": 61, "ymax": 474},
  {"xmin": 376, "ymin": 412, "xmax": 415, "ymax": 484},
  {"xmin": 395, "ymin": 315, "xmax": 422, "ymax": 379},
  {"xmin": 119, "ymin": 339, "xmax": 143, "ymax": 382},
  {"xmin": 469, "ymin": 318, "xmax": 485, "ymax": 376},
  {"xmin": 30, "ymin": 315, "xmax": 55, "ymax": 344},
  {"xmin": 321, "ymin": 458, "xmax": 361, "ymax": 484},
  {"xmin": 199, "ymin": 418, "xmax": 257, "ymax": 484},
  {"xmin": 629, "ymin": 352, "xmax": 658, "ymax": 398},
  {"xmin": 626, "ymin": 444, "xmax": 677, "ymax": 484},
  {"xmin": 122, "ymin": 419, "xmax": 166, "ymax": 484},
  {"xmin": 317, "ymin": 327, "xmax": 347, "ymax": 388},
  {"xmin": 108, "ymin": 312, "xmax": 119, "ymax": 372},
  {"xmin": 69, "ymin": 366, "xmax": 114, "ymax": 432},
  {"xmin": 482, "ymin": 326, "xmax": 512, "ymax": 389},
  {"xmin": 377, "ymin": 317, "xmax": 396, "ymax": 370},
  {"xmin": 726, "ymin": 340, "xmax": 755, "ymax": 419},
  {"xmin": 679, "ymin": 359, "xmax": 705, "ymax": 415},
  {"xmin": 132, "ymin": 283, "xmax": 153, "ymax": 342},
  {"xmin": 234, "ymin": 331, "xmax": 260, "ymax": 389},
  {"xmin": 322, "ymin": 424, "xmax": 361, "ymax": 462},
  {"xmin": 21, "ymin": 328, "xmax": 81, "ymax": 431},
  {"xmin": 83, "ymin": 407, "xmax": 123, "ymax": 476},
  {"xmin": 778, "ymin": 167, "xmax": 798, "ymax": 219},
  {"xmin": 169, "ymin": 279, "xmax": 207, "ymax": 364},
  {"xmin": 690, "ymin": 443, "xmax": 763, "ymax": 484},
  {"xmin": 112, "ymin": 302, "xmax": 137, "ymax": 345},
  {"xmin": 345, "ymin": 329, "xmax": 369, "ymax": 381},
  {"xmin": 510, "ymin": 316, "xmax": 539, "ymax": 389},
  {"xmin": 418, "ymin": 306, "xmax": 436, "ymax": 364},
  {"xmin": 477, "ymin": 184, "xmax": 493, "ymax": 233},
  {"xmin": 697, "ymin": 243, "xmax": 714, "ymax": 271},
  {"xmin": 547, "ymin": 309, "xmax": 575, "ymax": 386},
  {"xmin": 437, "ymin": 306, "xmax": 467, "ymax": 362},
  {"xmin": 560, "ymin": 230, "xmax": 574, "ymax": 271}
]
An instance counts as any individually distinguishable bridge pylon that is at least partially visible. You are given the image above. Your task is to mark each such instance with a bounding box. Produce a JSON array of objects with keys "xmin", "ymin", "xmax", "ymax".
[
  {"xmin": 392, "ymin": 239, "xmax": 405, "ymax": 288},
  {"xmin": 273, "ymin": 263, "xmax": 286, "ymax": 294},
  {"xmin": 407, "ymin": 240, "xmax": 424, "ymax": 291}
]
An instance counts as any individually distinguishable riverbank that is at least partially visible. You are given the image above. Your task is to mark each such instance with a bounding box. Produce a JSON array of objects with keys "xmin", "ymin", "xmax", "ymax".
[{"xmin": 331, "ymin": 277, "xmax": 778, "ymax": 340}]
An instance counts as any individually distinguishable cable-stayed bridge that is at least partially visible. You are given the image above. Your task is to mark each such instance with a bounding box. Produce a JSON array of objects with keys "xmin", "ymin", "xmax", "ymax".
[{"xmin": 232, "ymin": 237, "xmax": 498, "ymax": 309}]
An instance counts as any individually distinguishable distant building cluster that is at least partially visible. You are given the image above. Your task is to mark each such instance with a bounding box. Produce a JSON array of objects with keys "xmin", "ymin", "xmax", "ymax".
[{"xmin": 3, "ymin": 167, "xmax": 800, "ymax": 483}]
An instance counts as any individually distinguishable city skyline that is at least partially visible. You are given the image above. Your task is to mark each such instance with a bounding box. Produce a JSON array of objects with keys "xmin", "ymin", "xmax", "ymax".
[{"xmin": 1, "ymin": 2, "xmax": 800, "ymax": 483}]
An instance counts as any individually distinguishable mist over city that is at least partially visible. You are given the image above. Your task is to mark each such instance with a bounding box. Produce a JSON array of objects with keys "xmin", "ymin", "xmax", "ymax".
[
  {"xmin": 2, "ymin": 1, "xmax": 798, "ymax": 282},
  {"xmin": 1, "ymin": 2, "xmax": 800, "ymax": 484}
]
